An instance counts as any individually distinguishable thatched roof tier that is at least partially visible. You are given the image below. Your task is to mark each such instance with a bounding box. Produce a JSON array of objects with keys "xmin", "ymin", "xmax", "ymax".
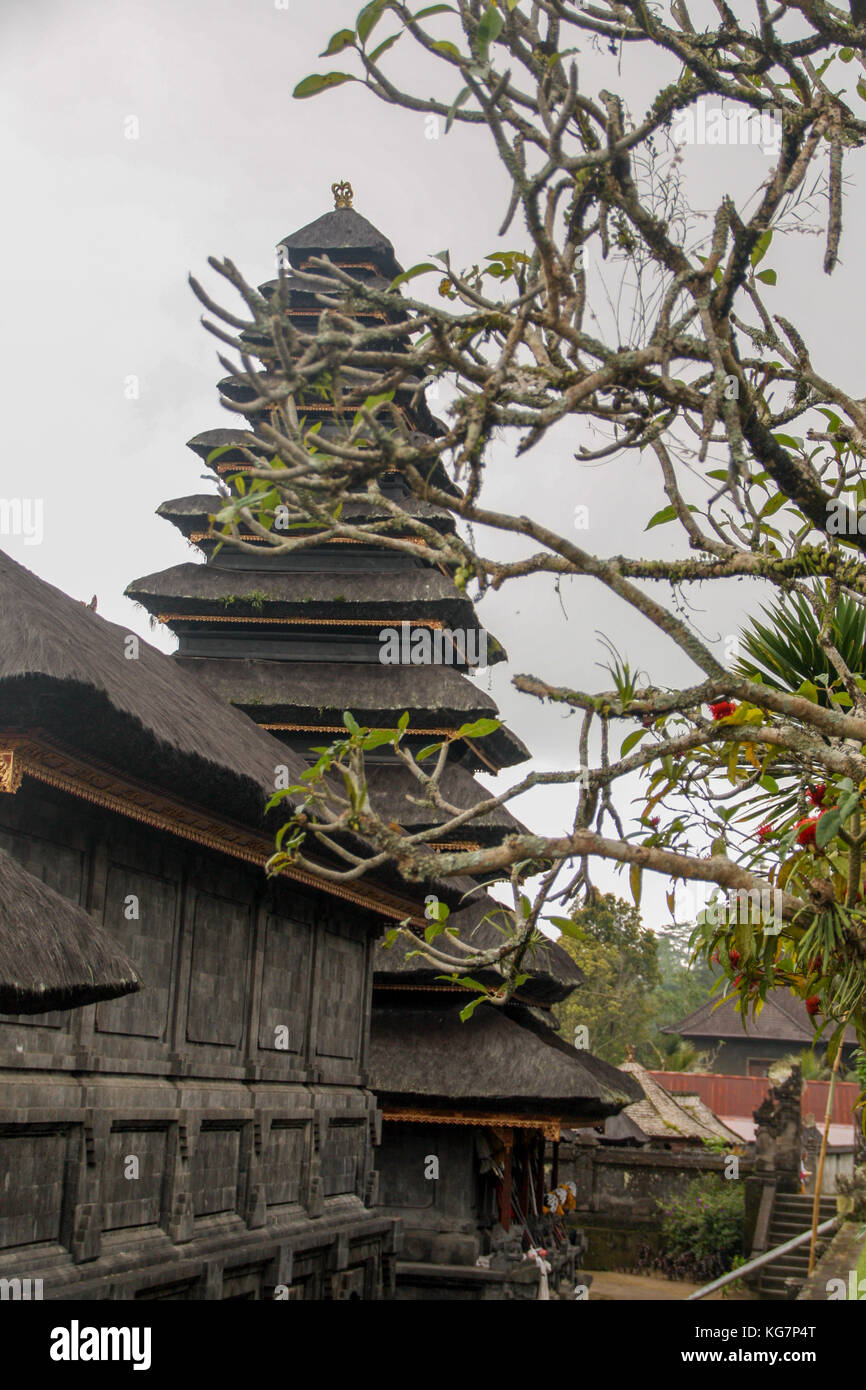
[
  {"xmin": 175, "ymin": 656, "xmax": 530, "ymax": 768},
  {"xmin": 126, "ymin": 562, "xmax": 493, "ymax": 638},
  {"xmin": 374, "ymin": 886, "xmax": 581, "ymax": 1005},
  {"xmin": 278, "ymin": 206, "xmax": 404, "ymax": 279},
  {"xmin": 0, "ymin": 846, "xmax": 141, "ymax": 1014},
  {"xmin": 369, "ymin": 1002, "xmax": 642, "ymax": 1118},
  {"xmin": 156, "ymin": 494, "xmax": 457, "ymax": 541},
  {"xmin": 664, "ymin": 992, "xmax": 859, "ymax": 1045},
  {"xmin": 0, "ymin": 549, "xmax": 310, "ymax": 827},
  {"xmin": 364, "ymin": 763, "xmax": 523, "ymax": 846},
  {"xmin": 186, "ymin": 428, "xmax": 269, "ymax": 463}
]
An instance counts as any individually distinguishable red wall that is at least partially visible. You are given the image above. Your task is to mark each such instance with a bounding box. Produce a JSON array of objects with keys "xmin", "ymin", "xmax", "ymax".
[{"xmin": 647, "ymin": 1070, "xmax": 860, "ymax": 1126}]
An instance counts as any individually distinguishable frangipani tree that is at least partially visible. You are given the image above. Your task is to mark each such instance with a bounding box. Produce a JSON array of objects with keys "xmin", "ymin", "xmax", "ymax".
[{"xmin": 191, "ymin": 0, "xmax": 866, "ymax": 1059}]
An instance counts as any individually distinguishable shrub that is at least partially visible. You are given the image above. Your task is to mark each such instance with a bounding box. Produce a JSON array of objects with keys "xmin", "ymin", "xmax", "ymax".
[{"xmin": 643, "ymin": 1176, "xmax": 745, "ymax": 1283}]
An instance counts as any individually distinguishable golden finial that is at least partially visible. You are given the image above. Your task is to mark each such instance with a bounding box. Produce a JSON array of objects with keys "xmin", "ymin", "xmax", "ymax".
[{"xmin": 332, "ymin": 179, "xmax": 354, "ymax": 210}]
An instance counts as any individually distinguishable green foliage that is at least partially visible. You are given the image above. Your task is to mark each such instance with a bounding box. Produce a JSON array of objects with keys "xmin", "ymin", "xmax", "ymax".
[
  {"xmin": 658, "ymin": 1176, "xmax": 744, "ymax": 1268},
  {"xmin": 554, "ymin": 894, "xmax": 661, "ymax": 1064},
  {"xmin": 735, "ymin": 587, "xmax": 866, "ymax": 708}
]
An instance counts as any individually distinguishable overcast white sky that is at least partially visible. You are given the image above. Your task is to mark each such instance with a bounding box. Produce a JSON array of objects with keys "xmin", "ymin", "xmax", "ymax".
[{"xmin": 3, "ymin": 0, "xmax": 864, "ymax": 931}]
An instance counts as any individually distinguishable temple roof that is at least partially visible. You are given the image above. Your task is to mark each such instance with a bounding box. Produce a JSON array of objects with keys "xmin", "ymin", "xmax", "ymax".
[
  {"xmin": 0, "ymin": 844, "xmax": 142, "ymax": 1015},
  {"xmin": 156, "ymin": 493, "xmax": 458, "ymax": 540},
  {"xmin": 364, "ymin": 765, "xmax": 523, "ymax": 846},
  {"xmin": 369, "ymin": 1002, "xmax": 642, "ymax": 1118},
  {"xmin": 175, "ymin": 655, "xmax": 530, "ymax": 767},
  {"xmin": 374, "ymin": 886, "xmax": 582, "ymax": 1005},
  {"xmin": 0, "ymin": 548, "xmax": 309, "ymax": 826},
  {"xmin": 665, "ymin": 991, "xmax": 858, "ymax": 1044},
  {"xmin": 126, "ymin": 561, "xmax": 498, "ymax": 645},
  {"xmin": 617, "ymin": 1060, "xmax": 743, "ymax": 1145},
  {"xmin": 278, "ymin": 206, "xmax": 403, "ymax": 278}
]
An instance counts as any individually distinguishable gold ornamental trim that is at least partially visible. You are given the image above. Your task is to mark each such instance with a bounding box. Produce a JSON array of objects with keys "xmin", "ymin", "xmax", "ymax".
[
  {"xmin": 261, "ymin": 723, "xmax": 456, "ymax": 735},
  {"xmin": 156, "ymin": 614, "xmax": 444, "ymax": 630},
  {"xmin": 0, "ymin": 749, "xmax": 23, "ymax": 794},
  {"xmin": 381, "ymin": 1107, "xmax": 560, "ymax": 1141},
  {"xmin": 0, "ymin": 735, "xmax": 425, "ymax": 925},
  {"xmin": 332, "ymin": 179, "xmax": 354, "ymax": 209}
]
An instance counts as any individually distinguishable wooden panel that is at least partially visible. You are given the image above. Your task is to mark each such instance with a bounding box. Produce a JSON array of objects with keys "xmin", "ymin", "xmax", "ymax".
[
  {"xmin": 186, "ymin": 893, "xmax": 251, "ymax": 1047},
  {"xmin": 0, "ymin": 1128, "xmax": 67, "ymax": 1248},
  {"xmin": 315, "ymin": 932, "xmax": 364, "ymax": 1061},
  {"xmin": 257, "ymin": 916, "xmax": 311, "ymax": 1055},
  {"xmin": 262, "ymin": 1124, "xmax": 306, "ymax": 1206},
  {"xmin": 0, "ymin": 829, "xmax": 83, "ymax": 1030},
  {"xmin": 320, "ymin": 1121, "xmax": 362, "ymax": 1197},
  {"xmin": 96, "ymin": 867, "xmax": 177, "ymax": 1038},
  {"xmin": 191, "ymin": 1125, "xmax": 241, "ymax": 1217},
  {"xmin": 101, "ymin": 1128, "xmax": 168, "ymax": 1231}
]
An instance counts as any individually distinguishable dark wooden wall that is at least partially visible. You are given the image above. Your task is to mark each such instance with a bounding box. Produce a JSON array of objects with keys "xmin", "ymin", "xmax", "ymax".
[{"xmin": 0, "ymin": 781, "xmax": 398, "ymax": 1299}]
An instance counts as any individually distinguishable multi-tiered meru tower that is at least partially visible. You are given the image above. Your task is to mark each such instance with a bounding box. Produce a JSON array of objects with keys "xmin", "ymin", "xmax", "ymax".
[
  {"xmin": 126, "ymin": 190, "xmax": 639, "ymax": 1298},
  {"xmin": 127, "ymin": 188, "xmax": 528, "ymax": 852}
]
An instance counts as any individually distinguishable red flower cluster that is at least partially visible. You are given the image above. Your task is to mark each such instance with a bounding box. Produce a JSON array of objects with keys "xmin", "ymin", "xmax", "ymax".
[
  {"xmin": 795, "ymin": 817, "xmax": 818, "ymax": 847},
  {"xmin": 805, "ymin": 995, "xmax": 821, "ymax": 1017},
  {"xmin": 708, "ymin": 700, "xmax": 737, "ymax": 720},
  {"xmin": 807, "ymin": 784, "xmax": 827, "ymax": 807},
  {"xmin": 757, "ymin": 823, "xmax": 774, "ymax": 841}
]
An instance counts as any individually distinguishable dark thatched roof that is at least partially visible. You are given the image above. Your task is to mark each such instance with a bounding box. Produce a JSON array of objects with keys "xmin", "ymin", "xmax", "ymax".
[
  {"xmin": 156, "ymin": 493, "xmax": 457, "ymax": 539},
  {"xmin": 369, "ymin": 1002, "xmax": 642, "ymax": 1119},
  {"xmin": 374, "ymin": 885, "xmax": 582, "ymax": 1005},
  {"xmin": 126, "ymin": 561, "xmax": 494, "ymax": 639},
  {"xmin": 278, "ymin": 207, "xmax": 403, "ymax": 278},
  {"xmin": 665, "ymin": 991, "xmax": 858, "ymax": 1045},
  {"xmin": 364, "ymin": 763, "xmax": 522, "ymax": 845},
  {"xmin": 175, "ymin": 656, "xmax": 530, "ymax": 767},
  {"xmin": 0, "ymin": 846, "xmax": 141, "ymax": 1014},
  {"xmin": 0, "ymin": 548, "xmax": 308, "ymax": 826}
]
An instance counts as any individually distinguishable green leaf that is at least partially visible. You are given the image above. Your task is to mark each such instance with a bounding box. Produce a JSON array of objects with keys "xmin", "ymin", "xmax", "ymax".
[
  {"xmin": 840, "ymin": 47, "xmax": 854, "ymax": 62},
  {"xmin": 858, "ymin": 78, "xmax": 866, "ymax": 102},
  {"xmin": 415, "ymin": 741, "xmax": 444, "ymax": 761},
  {"xmin": 343, "ymin": 710, "xmax": 360, "ymax": 735},
  {"xmin": 646, "ymin": 504, "xmax": 684, "ymax": 529},
  {"xmin": 816, "ymin": 809, "xmax": 842, "ymax": 848},
  {"xmin": 837, "ymin": 790, "xmax": 861, "ymax": 823},
  {"xmin": 293, "ymin": 72, "xmax": 358, "ymax": 99},
  {"xmin": 445, "ymin": 85, "xmax": 472, "ymax": 132},
  {"xmin": 382, "ymin": 928, "xmax": 400, "ymax": 948},
  {"xmin": 455, "ymin": 718, "xmax": 502, "ymax": 739},
  {"xmin": 369, "ymin": 32, "xmax": 402, "ymax": 61},
  {"xmin": 398, "ymin": 711, "xmax": 410, "ymax": 732},
  {"xmin": 357, "ymin": 0, "xmax": 387, "ymax": 45},
  {"xmin": 772, "ymin": 433, "xmax": 802, "ymax": 450},
  {"xmin": 759, "ymin": 775, "xmax": 779, "ymax": 794},
  {"xmin": 751, "ymin": 230, "xmax": 773, "ymax": 268},
  {"xmin": 629, "ymin": 863, "xmax": 642, "ymax": 907},
  {"xmin": 620, "ymin": 728, "xmax": 648, "ymax": 756},
  {"xmin": 390, "ymin": 261, "xmax": 438, "ymax": 288},
  {"xmin": 362, "ymin": 729, "xmax": 397, "ymax": 750},
  {"xmin": 474, "ymin": 3, "xmax": 504, "ymax": 61},
  {"xmin": 459, "ymin": 995, "xmax": 486, "ymax": 1022},
  {"xmin": 755, "ymin": 268, "xmax": 777, "ymax": 286},
  {"xmin": 413, "ymin": 3, "xmax": 454, "ymax": 15},
  {"xmin": 759, "ymin": 490, "xmax": 789, "ymax": 517},
  {"xmin": 549, "ymin": 917, "xmax": 586, "ymax": 941},
  {"xmin": 320, "ymin": 29, "xmax": 356, "ymax": 56},
  {"xmin": 432, "ymin": 39, "xmax": 462, "ymax": 58}
]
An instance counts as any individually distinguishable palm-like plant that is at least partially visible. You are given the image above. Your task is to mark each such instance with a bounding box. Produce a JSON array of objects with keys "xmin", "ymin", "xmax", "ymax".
[{"xmin": 735, "ymin": 587, "xmax": 866, "ymax": 707}]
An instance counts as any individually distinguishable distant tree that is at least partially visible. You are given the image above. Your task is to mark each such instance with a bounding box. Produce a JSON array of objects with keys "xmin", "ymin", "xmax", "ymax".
[{"xmin": 554, "ymin": 894, "xmax": 660, "ymax": 1064}]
